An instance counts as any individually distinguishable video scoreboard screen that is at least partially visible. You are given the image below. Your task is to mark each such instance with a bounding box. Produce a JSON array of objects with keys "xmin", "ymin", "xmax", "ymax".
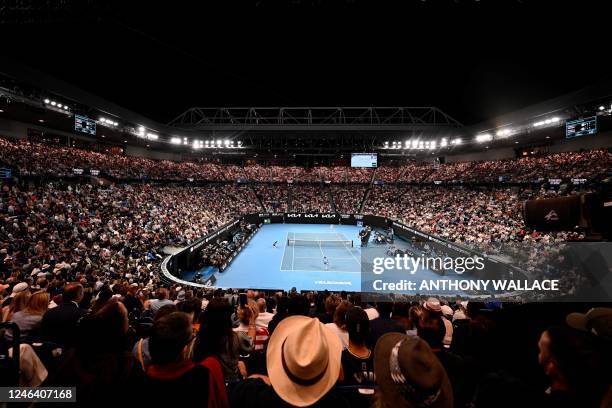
[
  {"xmin": 351, "ymin": 153, "xmax": 378, "ymax": 168},
  {"xmin": 75, "ymin": 114, "xmax": 96, "ymax": 135},
  {"xmin": 0, "ymin": 168, "xmax": 12, "ymax": 179},
  {"xmin": 566, "ymin": 116, "xmax": 597, "ymax": 138}
]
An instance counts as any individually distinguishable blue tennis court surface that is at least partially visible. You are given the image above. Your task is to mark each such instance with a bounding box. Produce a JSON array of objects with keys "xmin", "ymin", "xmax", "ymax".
[
  {"xmin": 198, "ymin": 223, "xmax": 478, "ymax": 294},
  {"xmin": 213, "ymin": 224, "xmax": 363, "ymax": 291},
  {"xmin": 281, "ymin": 231, "xmax": 361, "ymax": 273}
]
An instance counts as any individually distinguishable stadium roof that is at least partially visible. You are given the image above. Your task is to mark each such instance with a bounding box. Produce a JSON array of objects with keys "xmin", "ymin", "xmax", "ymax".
[{"xmin": 1, "ymin": 0, "xmax": 610, "ymax": 126}]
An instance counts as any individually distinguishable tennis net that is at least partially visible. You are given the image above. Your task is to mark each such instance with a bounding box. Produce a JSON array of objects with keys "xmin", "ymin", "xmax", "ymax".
[{"xmin": 287, "ymin": 238, "xmax": 353, "ymax": 247}]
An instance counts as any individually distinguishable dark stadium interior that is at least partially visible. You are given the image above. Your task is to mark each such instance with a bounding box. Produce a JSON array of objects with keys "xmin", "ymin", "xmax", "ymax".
[{"xmin": 1, "ymin": 1, "xmax": 611, "ymax": 407}]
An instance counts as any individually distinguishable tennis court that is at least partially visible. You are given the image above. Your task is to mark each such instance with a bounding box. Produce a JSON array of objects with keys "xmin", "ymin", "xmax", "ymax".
[
  {"xmin": 188, "ymin": 223, "xmax": 476, "ymax": 293},
  {"xmin": 210, "ymin": 223, "xmax": 364, "ymax": 291},
  {"xmin": 280, "ymin": 231, "xmax": 362, "ymax": 273}
]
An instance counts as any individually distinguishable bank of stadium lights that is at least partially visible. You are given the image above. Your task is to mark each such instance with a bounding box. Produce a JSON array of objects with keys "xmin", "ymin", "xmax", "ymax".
[
  {"xmin": 475, "ymin": 133, "xmax": 493, "ymax": 143},
  {"xmin": 98, "ymin": 117, "xmax": 119, "ymax": 127},
  {"xmin": 533, "ymin": 117, "xmax": 560, "ymax": 127},
  {"xmin": 168, "ymin": 137, "xmax": 243, "ymax": 149},
  {"xmin": 43, "ymin": 98, "xmax": 70, "ymax": 112},
  {"xmin": 383, "ymin": 139, "xmax": 457, "ymax": 150},
  {"xmin": 496, "ymin": 129, "xmax": 512, "ymax": 137},
  {"xmin": 134, "ymin": 126, "xmax": 158, "ymax": 141},
  {"xmin": 599, "ymin": 104, "xmax": 612, "ymax": 114}
]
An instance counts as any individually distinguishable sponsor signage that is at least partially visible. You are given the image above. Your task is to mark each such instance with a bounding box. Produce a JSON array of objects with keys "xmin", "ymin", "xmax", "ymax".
[{"xmin": 284, "ymin": 212, "xmax": 340, "ymax": 224}]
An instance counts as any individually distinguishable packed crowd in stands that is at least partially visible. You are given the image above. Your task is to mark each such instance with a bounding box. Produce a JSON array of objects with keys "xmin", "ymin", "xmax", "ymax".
[
  {"xmin": 254, "ymin": 184, "xmax": 289, "ymax": 212},
  {"xmin": 1, "ymin": 135, "xmax": 611, "ymax": 406},
  {"xmin": 331, "ymin": 185, "xmax": 367, "ymax": 214},
  {"xmin": 362, "ymin": 185, "xmax": 595, "ymax": 289},
  {"xmin": 363, "ymin": 185, "xmax": 590, "ymax": 252},
  {"xmin": 292, "ymin": 185, "xmax": 333, "ymax": 213},
  {"xmin": 194, "ymin": 222, "xmax": 256, "ymax": 272},
  {"xmin": 3, "ymin": 136, "xmax": 609, "ymax": 183},
  {"xmin": 1, "ymin": 279, "xmax": 611, "ymax": 407},
  {"xmin": 425, "ymin": 149, "xmax": 612, "ymax": 183},
  {"xmin": 0, "ymin": 182, "xmax": 261, "ymax": 300}
]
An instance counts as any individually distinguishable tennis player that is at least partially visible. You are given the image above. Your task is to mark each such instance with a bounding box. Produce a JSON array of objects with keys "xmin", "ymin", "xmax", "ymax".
[{"xmin": 323, "ymin": 256, "xmax": 329, "ymax": 270}]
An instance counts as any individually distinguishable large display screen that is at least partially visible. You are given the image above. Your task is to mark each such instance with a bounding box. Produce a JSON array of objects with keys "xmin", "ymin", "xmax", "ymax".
[
  {"xmin": 351, "ymin": 153, "xmax": 378, "ymax": 168},
  {"xmin": 566, "ymin": 116, "xmax": 597, "ymax": 138},
  {"xmin": 75, "ymin": 114, "xmax": 96, "ymax": 135},
  {"xmin": 0, "ymin": 168, "xmax": 12, "ymax": 179}
]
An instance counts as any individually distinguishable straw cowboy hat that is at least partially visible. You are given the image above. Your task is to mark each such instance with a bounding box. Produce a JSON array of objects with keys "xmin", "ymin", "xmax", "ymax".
[
  {"xmin": 374, "ymin": 333, "xmax": 453, "ymax": 408},
  {"xmin": 267, "ymin": 315, "xmax": 342, "ymax": 407}
]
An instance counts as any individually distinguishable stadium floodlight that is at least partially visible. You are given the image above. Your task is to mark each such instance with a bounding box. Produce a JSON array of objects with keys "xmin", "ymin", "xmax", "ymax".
[
  {"xmin": 238, "ymin": 141, "xmax": 243, "ymax": 147},
  {"xmin": 170, "ymin": 137, "xmax": 181, "ymax": 145},
  {"xmin": 50, "ymin": 101, "xmax": 57, "ymax": 106},
  {"xmin": 405, "ymin": 141, "xmax": 410, "ymax": 148},
  {"xmin": 476, "ymin": 134, "xmax": 492, "ymax": 143},
  {"xmin": 224, "ymin": 139, "xmax": 230, "ymax": 146},
  {"xmin": 411, "ymin": 140, "xmax": 418, "ymax": 149},
  {"xmin": 430, "ymin": 141, "xmax": 437, "ymax": 150},
  {"xmin": 217, "ymin": 139, "xmax": 222, "ymax": 146},
  {"xmin": 57, "ymin": 104, "xmax": 63, "ymax": 108},
  {"xmin": 147, "ymin": 133, "xmax": 158, "ymax": 140},
  {"xmin": 599, "ymin": 106, "xmax": 605, "ymax": 111},
  {"xmin": 64, "ymin": 106, "xmax": 69, "ymax": 110},
  {"xmin": 44, "ymin": 99, "xmax": 50, "ymax": 104},
  {"xmin": 551, "ymin": 117, "xmax": 560, "ymax": 122}
]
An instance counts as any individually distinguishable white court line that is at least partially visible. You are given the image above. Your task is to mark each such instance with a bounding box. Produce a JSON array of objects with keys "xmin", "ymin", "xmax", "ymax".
[
  {"xmin": 342, "ymin": 240, "xmax": 362, "ymax": 268},
  {"xmin": 318, "ymin": 240, "xmax": 327, "ymax": 270},
  {"xmin": 279, "ymin": 267, "xmax": 362, "ymax": 274},
  {"xmin": 294, "ymin": 256, "xmax": 356, "ymax": 260},
  {"xmin": 291, "ymin": 231, "xmax": 296, "ymax": 271},
  {"xmin": 279, "ymin": 231, "xmax": 289, "ymax": 271}
]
